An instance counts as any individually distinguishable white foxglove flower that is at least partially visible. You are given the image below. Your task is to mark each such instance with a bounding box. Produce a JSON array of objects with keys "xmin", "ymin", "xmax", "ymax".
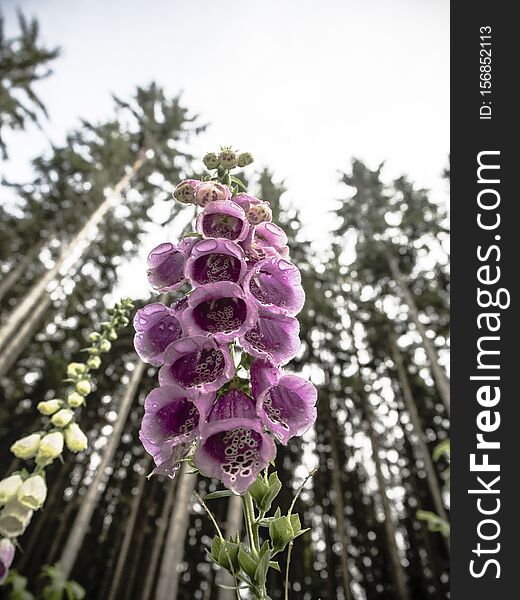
[
  {"xmin": 0, "ymin": 475, "xmax": 23, "ymax": 505},
  {"xmin": 10, "ymin": 433, "xmax": 41, "ymax": 460},
  {"xmin": 0, "ymin": 500, "xmax": 33, "ymax": 537},
  {"xmin": 35, "ymin": 432, "xmax": 64, "ymax": 466},
  {"xmin": 65, "ymin": 423, "xmax": 88, "ymax": 453},
  {"xmin": 17, "ymin": 475, "xmax": 47, "ymax": 510},
  {"xmin": 37, "ymin": 399, "xmax": 63, "ymax": 416},
  {"xmin": 51, "ymin": 409, "xmax": 74, "ymax": 428}
]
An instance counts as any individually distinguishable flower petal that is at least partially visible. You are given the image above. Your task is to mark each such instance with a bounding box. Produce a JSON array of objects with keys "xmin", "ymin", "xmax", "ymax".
[
  {"xmin": 243, "ymin": 257, "xmax": 305, "ymax": 316},
  {"xmin": 251, "ymin": 360, "xmax": 317, "ymax": 445},
  {"xmin": 195, "ymin": 390, "xmax": 276, "ymax": 494},
  {"xmin": 196, "ymin": 200, "xmax": 249, "ymax": 242},
  {"xmin": 239, "ymin": 307, "xmax": 300, "ymax": 366},
  {"xmin": 159, "ymin": 335, "xmax": 234, "ymax": 395},
  {"xmin": 133, "ymin": 303, "xmax": 183, "ymax": 365},
  {"xmin": 184, "ymin": 239, "xmax": 247, "ymax": 287},
  {"xmin": 181, "ymin": 281, "xmax": 258, "ymax": 343}
]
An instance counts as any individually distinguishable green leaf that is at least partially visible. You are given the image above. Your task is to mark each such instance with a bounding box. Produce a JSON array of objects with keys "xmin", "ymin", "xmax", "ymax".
[
  {"xmin": 238, "ymin": 547, "xmax": 258, "ymax": 580},
  {"xmin": 269, "ymin": 561, "xmax": 281, "ymax": 572},
  {"xmin": 204, "ymin": 490, "xmax": 233, "ymax": 501},
  {"xmin": 254, "ymin": 549, "xmax": 271, "ymax": 586}
]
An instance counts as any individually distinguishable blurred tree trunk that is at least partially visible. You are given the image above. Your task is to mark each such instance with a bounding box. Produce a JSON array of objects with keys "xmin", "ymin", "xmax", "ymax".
[
  {"xmin": 155, "ymin": 463, "xmax": 197, "ymax": 600},
  {"xmin": 326, "ymin": 405, "xmax": 354, "ymax": 600},
  {"xmin": 384, "ymin": 248, "xmax": 450, "ymax": 416},
  {"xmin": 0, "ymin": 294, "xmax": 51, "ymax": 378},
  {"xmin": 140, "ymin": 480, "xmax": 178, "ymax": 600},
  {"xmin": 217, "ymin": 493, "xmax": 243, "ymax": 600},
  {"xmin": 58, "ymin": 360, "xmax": 146, "ymax": 579},
  {"xmin": 107, "ymin": 457, "xmax": 151, "ymax": 600},
  {"xmin": 0, "ymin": 238, "xmax": 45, "ymax": 302},
  {"xmin": 363, "ymin": 390, "xmax": 410, "ymax": 600},
  {"xmin": 390, "ymin": 336, "xmax": 450, "ymax": 549},
  {"xmin": 0, "ymin": 151, "xmax": 147, "ymax": 353}
]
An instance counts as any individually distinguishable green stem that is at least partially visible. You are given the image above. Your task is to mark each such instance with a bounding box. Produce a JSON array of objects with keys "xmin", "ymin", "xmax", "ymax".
[
  {"xmin": 194, "ymin": 491, "xmax": 241, "ymax": 600},
  {"xmin": 243, "ymin": 493, "xmax": 259, "ymax": 557},
  {"xmin": 284, "ymin": 541, "xmax": 293, "ymax": 600}
]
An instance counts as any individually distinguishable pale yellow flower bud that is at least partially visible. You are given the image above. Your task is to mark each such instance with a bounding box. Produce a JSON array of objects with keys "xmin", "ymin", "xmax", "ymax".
[
  {"xmin": 0, "ymin": 475, "xmax": 23, "ymax": 505},
  {"xmin": 64, "ymin": 423, "xmax": 88, "ymax": 453},
  {"xmin": 35, "ymin": 432, "xmax": 64, "ymax": 466},
  {"xmin": 0, "ymin": 500, "xmax": 33, "ymax": 537},
  {"xmin": 67, "ymin": 362, "xmax": 87, "ymax": 378},
  {"xmin": 17, "ymin": 475, "xmax": 47, "ymax": 510},
  {"xmin": 37, "ymin": 399, "xmax": 63, "ymax": 416},
  {"xmin": 10, "ymin": 433, "xmax": 41, "ymax": 460},
  {"xmin": 76, "ymin": 380, "xmax": 92, "ymax": 396},
  {"xmin": 51, "ymin": 409, "xmax": 74, "ymax": 428},
  {"xmin": 99, "ymin": 339, "xmax": 111, "ymax": 353},
  {"xmin": 87, "ymin": 356, "xmax": 101, "ymax": 369},
  {"xmin": 67, "ymin": 391, "xmax": 85, "ymax": 408}
]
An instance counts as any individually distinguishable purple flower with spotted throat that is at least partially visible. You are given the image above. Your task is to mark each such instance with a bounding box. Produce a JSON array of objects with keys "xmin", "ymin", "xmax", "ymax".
[
  {"xmin": 240, "ymin": 306, "xmax": 300, "ymax": 366},
  {"xmin": 251, "ymin": 360, "xmax": 317, "ymax": 445},
  {"xmin": 147, "ymin": 237, "xmax": 198, "ymax": 292},
  {"xmin": 140, "ymin": 385, "xmax": 212, "ymax": 477},
  {"xmin": 195, "ymin": 389, "xmax": 277, "ymax": 494},
  {"xmin": 181, "ymin": 281, "xmax": 258, "ymax": 343},
  {"xmin": 196, "ymin": 200, "xmax": 249, "ymax": 242},
  {"xmin": 133, "ymin": 303, "xmax": 184, "ymax": 366},
  {"xmin": 159, "ymin": 335, "xmax": 234, "ymax": 395},
  {"xmin": 243, "ymin": 256, "xmax": 305, "ymax": 316},
  {"xmin": 184, "ymin": 238, "xmax": 247, "ymax": 287}
]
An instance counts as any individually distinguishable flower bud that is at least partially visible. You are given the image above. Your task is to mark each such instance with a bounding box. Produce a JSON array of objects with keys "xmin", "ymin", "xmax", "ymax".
[
  {"xmin": 67, "ymin": 362, "xmax": 87, "ymax": 378},
  {"xmin": 202, "ymin": 152, "xmax": 220, "ymax": 169},
  {"xmin": 99, "ymin": 339, "xmax": 111, "ymax": 353},
  {"xmin": 10, "ymin": 433, "xmax": 41, "ymax": 460},
  {"xmin": 88, "ymin": 346, "xmax": 100, "ymax": 355},
  {"xmin": 35, "ymin": 432, "xmax": 64, "ymax": 466},
  {"xmin": 0, "ymin": 475, "xmax": 23, "ymax": 505},
  {"xmin": 173, "ymin": 179, "xmax": 198, "ymax": 204},
  {"xmin": 88, "ymin": 332, "xmax": 101, "ymax": 343},
  {"xmin": 87, "ymin": 356, "xmax": 102, "ymax": 370},
  {"xmin": 247, "ymin": 202, "xmax": 272, "ymax": 225},
  {"xmin": 37, "ymin": 399, "xmax": 63, "ymax": 416},
  {"xmin": 237, "ymin": 152, "xmax": 254, "ymax": 167},
  {"xmin": 0, "ymin": 501, "xmax": 33, "ymax": 537},
  {"xmin": 51, "ymin": 409, "xmax": 74, "ymax": 428},
  {"xmin": 107, "ymin": 329, "xmax": 118, "ymax": 341},
  {"xmin": 17, "ymin": 475, "xmax": 47, "ymax": 510},
  {"xmin": 0, "ymin": 537, "xmax": 15, "ymax": 585},
  {"xmin": 218, "ymin": 149, "xmax": 238, "ymax": 169},
  {"xmin": 67, "ymin": 391, "xmax": 85, "ymax": 408},
  {"xmin": 76, "ymin": 380, "xmax": 92, "ymax": 396},
  {"xmin": 65, "ymin": 423, "xmax": 88, "ymax": 453}
]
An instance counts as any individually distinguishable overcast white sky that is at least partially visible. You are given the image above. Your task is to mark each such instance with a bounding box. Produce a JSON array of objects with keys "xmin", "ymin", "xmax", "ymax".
[{"xmin": 2, "ymin": 0, "xmax": 449, "ymax": 276}]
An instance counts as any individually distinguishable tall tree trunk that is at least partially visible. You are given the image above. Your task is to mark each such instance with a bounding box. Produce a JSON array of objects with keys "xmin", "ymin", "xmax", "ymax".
[
  {"xmin": 107, "ymin": 457, "xmax": 152, "ymax": 600},
  {"xmin": 384, "ymin": 248, "xmax": 450, "ymax": 415},
  {"xmin": 390, "ymin": 336, "xmax": 450, "ymax": 550},
  {"xmin": 0, "ymin": 151, "xmax": 147, "ymax": 352},
  {"xmin": 140, "ymin": 479, "xmax": 179, "ymax": 600},
  {"xmin": 58, "ymin": 359, "xmax": 146, "ymax": 579},
  {"xmin": 155, "ymin": 463, "xmax": 197, "ymax": 600},
  {"xmin": 0, "ymin": 294, "xmax": 51, "ymax": 378},
  {"xmin": 0, "ymin": 238, "xmax": 46, "ymax": 303},
  {"xmin": 363, "ymin": 391, "xmax": 411, "ymax": 600},
  {"xmin": 217, "ymin": 493, "xmax": 243, "ymax": 600},
  {"xmin": 326, "ymin": 408, "xmax": 354, "ymax": 600}
]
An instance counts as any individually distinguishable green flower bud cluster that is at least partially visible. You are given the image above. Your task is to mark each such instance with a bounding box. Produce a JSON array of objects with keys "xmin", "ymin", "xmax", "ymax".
[
  {"xmin": 206, "ymin": 470, "xmax": 310, "ymax": 599},
  {"xmin": 0, "ymin": 298, "xmax": 134, "ymax": 558},
  {"xmin": 202, "ymin": 147, "xmax": 254, "ymax": 172}
]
